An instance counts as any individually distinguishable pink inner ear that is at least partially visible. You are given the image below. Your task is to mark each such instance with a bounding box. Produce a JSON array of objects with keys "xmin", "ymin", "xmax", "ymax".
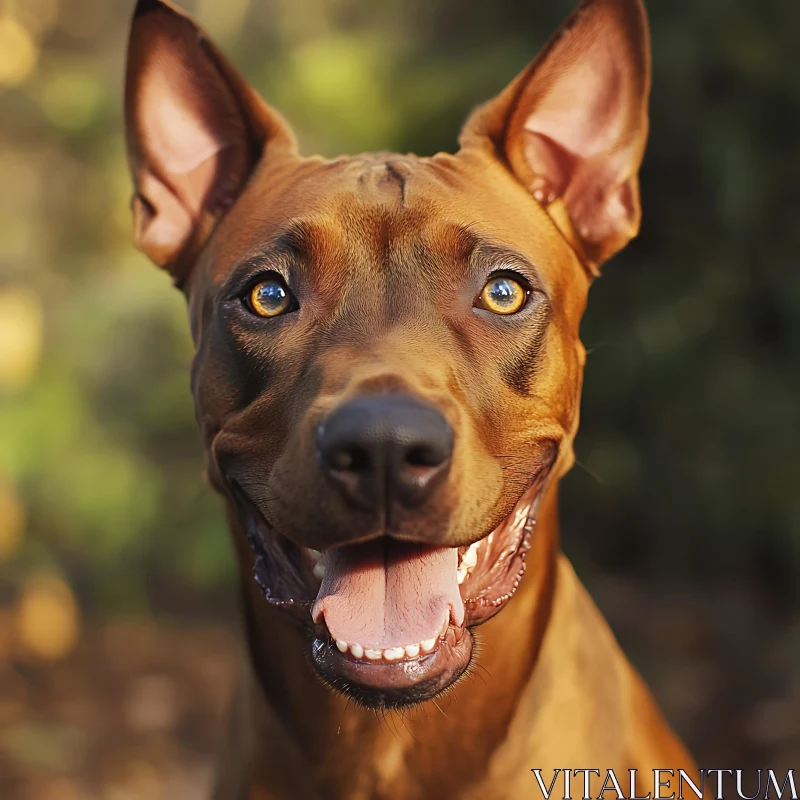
[
  {"xmin": 145, "ymin": 69, "xmax": 229, "ymax": 176},
  {"xmin": 523, "ymin": 53, "xmax": 627, "ymax": 164},
  {"xmin": 132, "ymin": 173, "xmax": 194, "ymax": 268},
  {"xmin": 132, "ymin": 39, "xmax": 247, "ymax": 219},
  {"xmin": 125, "ymin": 2, "xmax": 297, "ymax": 275},
  {"xmin": 519, "ymin": 25, "xmax": 639, "ymax": 203},
  {"xmin": 501, "ymin": 0, "xmax": 649, "ymax": 265}
]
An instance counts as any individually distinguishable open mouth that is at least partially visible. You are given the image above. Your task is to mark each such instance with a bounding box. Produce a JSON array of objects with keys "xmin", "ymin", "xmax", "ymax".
[{"xmin": 230, "ymin": 462, "xmax": 553, "ymax": 708}]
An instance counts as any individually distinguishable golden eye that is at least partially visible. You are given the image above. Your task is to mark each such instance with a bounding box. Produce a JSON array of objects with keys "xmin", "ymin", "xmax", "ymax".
[
  {"xmin": 478, "ymin": 276, "xmax": 528, "ymax": 315},
  {"xmin": 248, "ymin": 276, "xmax": 296, "ymax": 318}
]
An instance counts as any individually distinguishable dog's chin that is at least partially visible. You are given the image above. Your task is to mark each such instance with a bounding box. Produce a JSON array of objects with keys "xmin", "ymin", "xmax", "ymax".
[
  {"xmin": 309, "ymin": 627, "xmax": 474, "ymax": 709},
  {"xmin": 227, "ymin": 462, "xmax": 553, "ymax": 708}
]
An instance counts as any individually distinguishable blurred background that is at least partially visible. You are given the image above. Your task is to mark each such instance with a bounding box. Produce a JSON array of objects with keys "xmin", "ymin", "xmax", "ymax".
[{"xmin": 0, "ymin": 0, "xmax": 797, "ymax": 796}]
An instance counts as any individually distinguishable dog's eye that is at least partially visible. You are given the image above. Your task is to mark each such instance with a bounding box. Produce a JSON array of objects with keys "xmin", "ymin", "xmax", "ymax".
[
  {"xmin": 247, "ymin": 276, "xmax": 297, "ymax": 318},
  {"xmin": 476, "ymin": 275, "xmax": 529, "ymax": 315}
]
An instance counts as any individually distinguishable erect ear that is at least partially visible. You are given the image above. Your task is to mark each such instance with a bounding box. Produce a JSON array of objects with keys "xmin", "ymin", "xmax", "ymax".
[
  {"xmin": 124, "ymin": 0, "xmax": 296, "ymax": 285},
  {"xmin": 459, "ymin": 0, "xmax": 651, "ymax": 273}
]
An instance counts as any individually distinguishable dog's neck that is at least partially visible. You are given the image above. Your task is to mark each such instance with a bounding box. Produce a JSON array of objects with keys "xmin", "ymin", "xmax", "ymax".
[{"xmin": 221, "ymin": 485, "xmax": 560, "ymax": 798}]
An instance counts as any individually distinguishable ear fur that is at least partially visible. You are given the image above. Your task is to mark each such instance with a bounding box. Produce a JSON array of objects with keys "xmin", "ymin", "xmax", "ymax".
[
  {"xmin": 125, "ymin": 0, "xmax": 296, "ymax": 285},
  {"xmin": 460, "ymin": 0, "xmax": 651, "ymax": 273}
]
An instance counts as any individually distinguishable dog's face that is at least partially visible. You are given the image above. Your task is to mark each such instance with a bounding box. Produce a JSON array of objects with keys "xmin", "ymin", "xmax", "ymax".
[{"xmin": 125, "ymin": 0, "xmax": 650, "ymax": 707}]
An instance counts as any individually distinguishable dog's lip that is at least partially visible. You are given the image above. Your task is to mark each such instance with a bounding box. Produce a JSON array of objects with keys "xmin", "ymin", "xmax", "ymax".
[
  {"xmin": 309, "ymin": 625, "xmax": 474, "ymax": 709},
  {"xmin": 227, "ymin": 455, "xmax": 554, "ymax": 610},
  {"xmin": 227, "ymin": 480, "xmax": 317, "ymax": 618},
  {"xmin": 229, "ymin": 451, "xmax": 551, "ymax": 598}
]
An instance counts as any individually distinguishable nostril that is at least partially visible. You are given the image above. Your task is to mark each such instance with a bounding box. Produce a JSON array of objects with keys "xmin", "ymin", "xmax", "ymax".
[
  {"xmin": 329, "ymin": 446, "xmax": 371, "ymax": 473},
  {"xmin": 404, "ymin": 444, "xmax": 449, "ymax": 469}
]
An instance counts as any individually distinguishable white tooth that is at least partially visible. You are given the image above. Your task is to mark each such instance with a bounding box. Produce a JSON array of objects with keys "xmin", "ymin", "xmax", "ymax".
[
  {"xmin": 420, "ymin": 637, "xmax": 437, "ymax": 654},
  {"xmin": 313, "ymin": 562, "xmax": 325, "ymax": 580},
  {"xmin": 307, "ymin": 548, "xmax": 323, "ymax": 561},
  {"xmin": 462, "ymin": 542, "xmax": 479, "ymax": 569},
  {"xmin": 457, "ymin": 567, "xmax": 467, "ymax": 585},
  {"xmin": 513, "ymin": 505, "xmax": 530, "ymax": 530},
  {"xmin": 349, "ymin": 643, "xmax": 364, "ymax": 659},
  {"xmin": 364, "ymin": 648, "xmax": 382, "ymax": 660},
  {"xmin": 404, "ymin": 644, "xmax": 420, "ymax": 658},
  {"xmin": 383, "ymin": 647, "xmax": 405, "ymax": 661},
  {"xmin": 335, "ymin": 639, "xmax": 348, "ymax": 653}
]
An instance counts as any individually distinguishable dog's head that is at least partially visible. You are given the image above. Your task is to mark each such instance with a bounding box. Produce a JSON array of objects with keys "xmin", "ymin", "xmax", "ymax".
[{"xmin": 124, "ymin": 0, "xmax": 650, "ymax": 707}]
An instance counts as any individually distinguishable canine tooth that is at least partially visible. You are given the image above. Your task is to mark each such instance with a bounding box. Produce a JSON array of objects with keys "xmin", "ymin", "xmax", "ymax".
[
  {"xmin": 462, "ymin": 542, "xmax": 479, "ymax": 569},
  {"xmin": 383, "ymin": 647, "xmax": 405, "ymax": 661},
  {"xmin": 420, "ymin": 637, "xmax": 437, "ymax": 654},
  {"xmin": 349, "ymin": 643, "xmax": 364, "ymax": 659},
  {"xmin": 364, "ymin": 648, "xmax": 382, "ymax": 660},
  {"xmin": 335, "ymin": 639, "xmax": 348, "ymax": 653},
  {"xmin": 313, "ymin": 562, "xmax": 325, "ymax": 580},
  {"xmin": 307, "ymin": 548, "xmax": 323, "ymax": 561},
  {"xmin": 404, "ymin": 644, "xmax": 420, "ymax": 658},
  {"xmin": 457, "ymin": 567, "xmax": 468, "ymax": 585}
]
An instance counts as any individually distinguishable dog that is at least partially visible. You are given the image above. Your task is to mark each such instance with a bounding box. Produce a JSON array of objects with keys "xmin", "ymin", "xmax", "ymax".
[{"xmin": 124, "ymin": 0, "xmax": 699, "ymax": 796}]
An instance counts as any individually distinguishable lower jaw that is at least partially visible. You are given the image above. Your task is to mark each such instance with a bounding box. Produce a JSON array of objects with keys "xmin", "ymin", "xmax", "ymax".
[{"xmin": 309, "ymin": 627, "xmax": 474, "ymax": 709}]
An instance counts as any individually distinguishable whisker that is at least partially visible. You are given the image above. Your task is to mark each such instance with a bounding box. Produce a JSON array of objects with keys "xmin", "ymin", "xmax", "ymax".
[
  {"xmin": 574, "ymin": 458, "xmax": 604, "ymax": 486},
  {"xmin": 583, "ymin": 339, "xmax": 617, "ymax": 356},
  {"xmin": 337, "ymin": 696, "xmax": 353, "ymax": 735},
  {"xmin": 431, "ymin": 697, "xmax": 450, "ymax": 721}
]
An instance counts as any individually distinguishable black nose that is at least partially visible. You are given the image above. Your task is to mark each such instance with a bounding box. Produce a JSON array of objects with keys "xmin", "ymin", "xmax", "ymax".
[{"xmin": 316, "ymin": 394, "xmax": 453, "ymax": 512}]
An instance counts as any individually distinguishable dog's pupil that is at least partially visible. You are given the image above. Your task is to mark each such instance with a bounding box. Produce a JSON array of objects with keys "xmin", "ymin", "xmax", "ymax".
[
  {"xmin": 256, "ymin": 280, "xmax": 287, "ymax": 312},
  {"xmin": 487, "ymin": 278, "xmax": 521, "ymax": 310},
  {"xmin": 490, "ymin": 280, "xmax": 513, "ymax": 302}
]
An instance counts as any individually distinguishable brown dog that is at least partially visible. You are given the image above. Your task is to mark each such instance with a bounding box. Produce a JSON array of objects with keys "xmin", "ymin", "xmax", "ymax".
[{"xmin": 124, "ymin": 0, "xmax": 698, "ymax": 796}]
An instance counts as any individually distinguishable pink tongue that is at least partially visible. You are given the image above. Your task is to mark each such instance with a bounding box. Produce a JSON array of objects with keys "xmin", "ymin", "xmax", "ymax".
[{"xmin": 311, "ymin": 539, "xmax": 464, "ymax": 650}]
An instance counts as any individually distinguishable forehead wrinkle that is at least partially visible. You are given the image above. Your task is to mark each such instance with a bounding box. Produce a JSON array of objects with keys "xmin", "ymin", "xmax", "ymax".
[
  {"xmin": 309, "ymin": 203, "xmax": 436, "ymax": 330},
  {"xmin": 330, "ymin": 201, "xmax": 408, "ymax": 273},
  {"xmin": 259, "ymin": 217, "xmax": 345, "ymax": 268},
  {"xmin": 215, "ymin": 216, "xmax": 345, "ymax": 289}
]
